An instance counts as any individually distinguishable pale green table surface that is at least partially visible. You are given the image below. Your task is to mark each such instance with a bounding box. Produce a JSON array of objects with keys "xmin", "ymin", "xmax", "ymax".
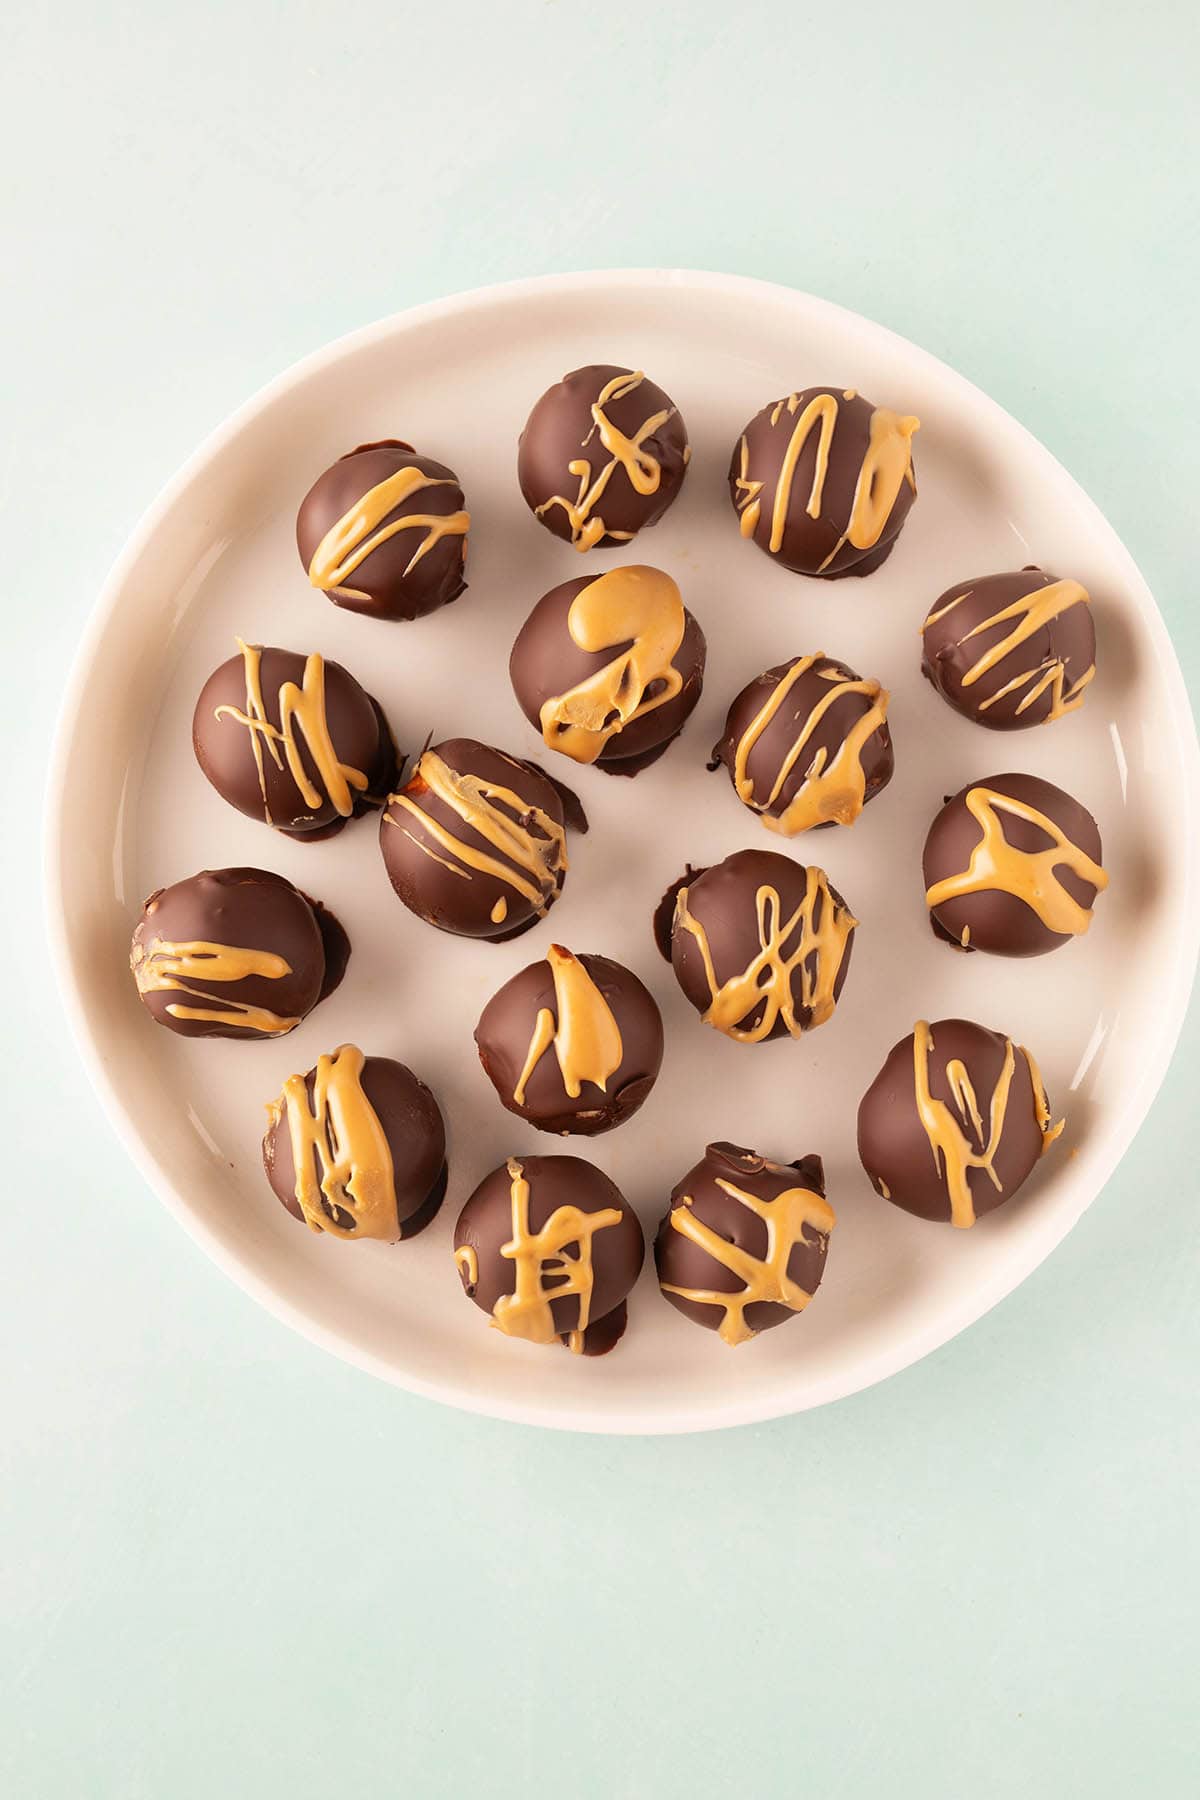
[{"xmin": 5, "ymin": 3, "xmax": 1198, "ymax": 1795}]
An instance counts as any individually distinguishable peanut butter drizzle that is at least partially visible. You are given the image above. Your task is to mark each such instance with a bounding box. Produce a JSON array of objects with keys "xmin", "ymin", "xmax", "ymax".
[
  {"xmin": 911, "ymin": 1020, "xmax": 1061, "ymax": 1229},
  {"xmin": 662, "ymin": 1173, "xmax": 835, "ymax": 1346},
  {"xmin": 735, "ymin": 394, "xmax": 919, "ymax": 563},
  {"xmin": 675, "ymin": 870, "xmax": 856, "ymax": 1042},
  {"xmin": 131, "ymin": 937, "xmax": 298, "ymax": 1034},
  {"xmin": 307, "ymin": 464, "xmax": 469, "ymax": 598},
  {"xmin": 536, "ymin": 371, "xmax": 675, "ymax": 551},
  {"xmin": 512, "ymin": 946, "xmax": 624, "ymax": 1106},
  {"xmin": 539, "ymin": 566, "xmax": 686, "ymax": 764},
  {"xmin": 956, "ymin": 578, "xmax": 1093, "ymax": 721},
  {"xmin": 454, "ymin": 1244, "xmax": 479, "ymax": 1289},
  {"xmin": 267, "ymin": 1043, "xmax": 398, "ymax": 1240},
  {"xmin": 213, "ymin": 639, "xmax": 369, "ymax": 823},
  {"xmin": 492, "ymin": 1158, "xmax": 622, "ymax": 1351},
  {"xmin": 925, "ymin": 785, "xmax": 1108, "ymax": 937},
  {"xmin": 732, "ymin": 655, "xmax": 890, "ymax": 834},
  {"xmin": 385, "ymin": 750, "xmax": 567, "ymax": 908}
]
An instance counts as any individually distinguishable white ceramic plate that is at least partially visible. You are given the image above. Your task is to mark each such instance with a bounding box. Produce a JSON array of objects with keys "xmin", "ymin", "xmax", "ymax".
[{"xmin": 47, "ymin": 270, "xmax": 1200, "ymax": 1434}]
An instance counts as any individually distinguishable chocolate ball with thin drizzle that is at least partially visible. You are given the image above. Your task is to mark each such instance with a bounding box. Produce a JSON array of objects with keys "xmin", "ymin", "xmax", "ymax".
[
  {"xmin": 296, "ymin": 439, "xmax": 469, "ymax": 622},
  {"xmin": 130, "ymin": 867, "xmax": 349, "ymax": 1039},
  {"xmin": 453, "ymin": 1154, "xmax": 644, "ymax": 1355},
  {"xmin": 379, "ymin": 737, "xmax": 587, "ymax": 941},
  {"xmin": 921, "ymin": 567, "xmax": 1096, "ymax": 728},
  {"xmin": 655, "ymin": 848, "xmax": 857, "ymax": 1043},
  {"xmin": 263, "ymin": 1043, "xmax": 448, "ymax": 1242},
  {"xmin": 475, "ymin": 945, "xmax": 664, "ymax": 1136},
  {"xmin": 518, "ymin": 364, "xmax": 690, "ymax": 551},
  {"xmin": 730, "ymin": 386, "xmax": 919, "ymax": 578},
  {"xmin": 857, "ymin": 1018, "xmax": 1062, "ymax": 1227},
  {"xmin": 655, "ymin": 1142, "xmax": 834, "ymax": 1345},
  {"xmin": 510, "ymin": 564, "xmax": 706, "ymax": 776},
  {"xmin": 192, "ymin": 639, "xmax": 398, "ymax": 838},
  {"xmin": 710, "ymin": 652, "xmax": 894, "ymax": 834},
  {"xmin": 923, "ymin": 772, "xmax": 1107, "ymax": 957}
]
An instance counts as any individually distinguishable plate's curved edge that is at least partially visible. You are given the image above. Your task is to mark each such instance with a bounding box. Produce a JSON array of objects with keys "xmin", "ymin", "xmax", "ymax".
[{"xmin": 43, "ymin": 268, "xmax": 1200, "ymax": 1436}]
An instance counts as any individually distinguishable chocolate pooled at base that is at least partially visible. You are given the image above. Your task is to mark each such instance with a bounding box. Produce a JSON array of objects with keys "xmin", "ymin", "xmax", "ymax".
[
  {"xmin": 296, "ymin": 438, "xmax": 469, "ymax": 623},
  {"xmin": 517, "ymin": 365, "xmax": 690, "ymax": 551},
  {"xmin": 263, "ymin": 1044, "xmax": 447, "ymax": 1243},
  {"xmin": 192, "ymin": 639, "xmax": 398, "ymax": 839},
  {"xmin": 453, "ymin": 1154, "xmax": 644, "ymax": 1355},
  {"xmin": 380, "ymin": 737, "xmax": 586, "ymax": 942},
  {"xmin": 710, "ymin": 652, "xmax": 893, "ymax": 834},
  {"xmin": 509, "ymin": 565, "xmax": 707, "ymax": 777},
  {"xmin": 923, "ymin": 772, "xmax": 1107, "ymax": 957},
  {"xmin": 130, "ymin": 867, "xmax": 348, "ymax": 1039},
  {"xmin": 729, "ymin": 386, "xmax": 919, "ymax": 578},
  {"xmin": 920, "ymin": 567, "xmax": 1095, "ymax": 729},
  {"xmin": 475, "ymin": 945, "xmax": 664, "ymax": 1136},
  {"xmin": 655, "ymin": 1142, "xmax": 834, "ymax": 1344}
]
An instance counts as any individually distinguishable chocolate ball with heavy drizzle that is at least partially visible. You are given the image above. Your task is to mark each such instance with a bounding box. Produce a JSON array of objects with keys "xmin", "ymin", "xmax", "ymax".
[
  {"xmin": 857, "ymin": 1018, "xmax": 1062, "ymax": 1227},
  {"xmin": 296, "ymin": 439, "xmax": 469, "ymax": 622},
  {"xmin": 510, "ymin": 565, "xmax": 706, "ymax": 776},
  {"xmin": 655, "ymin": 848, "xmax": 857, "ymax": 1043},
  {"xmin": 655, "ymin": 1142, "xmax": 834, "ymax": 1344},
  {"xmin": 263, "ymin": 1043, "xmax": 448, "ymax": 1242},
  {"xmin": 921, "ymin": 568, "xmax": 1095, "ymax": 728},
  {"xmin": 923, "ymin": 772, "xmax": 1107, "ymax": 957},
  {"xmin": 130, "ymin": 867, "xmax": 349, "ymax": 1039},
  {"xmin": 475, "ymin": 945, "xmax": 664, "ymax": 1136},
  {"xmin": 729, "ymin": 386, "xmax": 919, "ymax": 578},
  {"xmin": 193, "ymin": 639, "xmax": 398, "ymax": 838},
  {"xmin": 710, "ymin": 652, "xmax": 893, "ymax": 834},
  {"xmin": 453, "ymin": 1154, "xmax": 644, "ymax": 1355},
  {"xmin": 517, "ymin": 364, "xmax": 690, "ymax": 551},
  {"xmin": 380, "ymin": 737, "xmax": 586, "ymax": 941}
]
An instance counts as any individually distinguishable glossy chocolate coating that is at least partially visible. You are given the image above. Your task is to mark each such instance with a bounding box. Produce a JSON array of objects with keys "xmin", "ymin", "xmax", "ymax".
[
  {"xmin": 474, "ymin": 951, "xmax": 664, "ymax": 1135},
  {"xmin": 379, "ymin": 737, "xmax": 586, "ymax": 941},
  {"xmin": 517, "ymin": 364, "xmax": 689, "ymax": 549},
  {"xmin": 923, "ymin": 772, "xmax": 1104, "ymax": 957},
  {"xmin": 857, "ymin": 1018, "xmax": 1048, "ymax": 1223},
  {"xmin": 921, "ymin": 567, "xmax": 1096, "ymax": 729},
  {"xmin": 656, "ymin": 849, "xmax": 856, "ymax": 1041},
  {"xmin": 263, "ymin": 1054, "xmax": 447, "ymax": 1240},
  {"xmin": 655, "ymin": 1142, "xmax": 830, "ymax": 1338},
  {"xmin": 296, "ymin": 439, "xmax": 468, "ymax": 621},
  {"xmin": 130, "ymin": 867, "xmax": 348, "ymax": 1039},
  {"xmin": 710, "ymin": 654, "xmax": 893, "ymax": 830},
  {"xmin": 192, "ymin": 644, "xmax": 397, "ymax": 838},
  {"xmin": 453, "ymin": 1154, "xmax": 644, "ymax": 1353},
  {"xmin": 509, "ymin": 573, "xmax": 707, "ymax": 775},
  {"xmin": 729, "ymin": 386, "xmax": 916, "ymax": 578}
]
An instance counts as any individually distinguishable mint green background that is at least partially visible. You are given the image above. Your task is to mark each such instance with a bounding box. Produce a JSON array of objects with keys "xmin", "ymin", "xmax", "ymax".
[{"xmin": 5, "ymin": 3, "xmax": 1198, "ymax": 1795}]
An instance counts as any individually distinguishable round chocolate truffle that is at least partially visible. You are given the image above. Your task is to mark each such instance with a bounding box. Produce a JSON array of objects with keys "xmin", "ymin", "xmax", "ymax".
[
  {"xmin": 923, "ymin": 772, "xmax": 1107, "ymax": 958},
  {"xmin": 655, "ymin": 1142, "xmax": 834, "ymax": 1345},
  {"xmin": 475, "ymin": 944, "xmax": 664, "ymax": 1136},
  {"xmin": 857, "ymin": 1018, "xmax": 1062, "ymax": 1227},
  {"xmin": 729, "ymin": 386, "xmax": 919, "ymax": 578},
  {"xmin": 263, "ymin": 1043, "xmax": 447, "ymax": 1242},
  {"xmin": 517, "ymin": 364, "xmax": 690, "ymax": 551},
  {"xmin": 193, "ymin": 639, "xmax": 398, "ymax": 838},
  {"xmin": 710, "ymin": 652, "xmax": 894, "ymax": 834},
  {"xmin": 453, "ymin": 1153, "xmax": 644, "ymax": 1355},
  {"xmin": 380, "ymin": 738, "xmax": 586, "ymax": 941},
  {"xmin": 509, "ymin": 565, "xmax": 706, "ymax": 776},
  {"xmin": 296, "ymin": 439, "xmax": 469, "ymax": 622},
  {"xmin": 130, "ymin": 867, "xmax": 349, "ymax": 1039},
  {"xmin": 921, "ymin": 568, "xmax": 1095, "ymax": 728},
  {"xmin": 655, "ymin": 848, "xmax": 856, "ymax": 1043}
]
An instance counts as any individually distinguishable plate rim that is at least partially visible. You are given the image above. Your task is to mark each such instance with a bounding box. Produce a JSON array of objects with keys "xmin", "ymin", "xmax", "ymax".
[{"xmin": 44, "ymin": 267, "xmax": 1200, "ymax": 1434}]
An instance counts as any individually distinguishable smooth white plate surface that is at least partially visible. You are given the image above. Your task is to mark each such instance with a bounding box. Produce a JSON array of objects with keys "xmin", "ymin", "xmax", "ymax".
[{"xmin": 47, "ymin": 270, "xmax": 1200, "ymax": 1433}]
